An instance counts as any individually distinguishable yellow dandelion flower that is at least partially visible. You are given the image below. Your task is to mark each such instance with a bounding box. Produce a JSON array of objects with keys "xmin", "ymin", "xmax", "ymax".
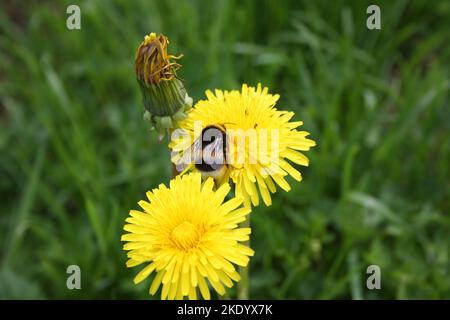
[
  {"xmin": 170, "ymin": 84, "xmax": 316, "ymax": 207},
  {"xmin": 121, "ymin": 172, "xmax": 254, "ymax": 300}
]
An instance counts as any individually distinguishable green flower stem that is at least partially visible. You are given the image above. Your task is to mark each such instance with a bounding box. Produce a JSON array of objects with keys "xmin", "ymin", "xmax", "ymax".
[{"xmin": 237, "ymin": 215, "xmax": 250, "ymax": 300}]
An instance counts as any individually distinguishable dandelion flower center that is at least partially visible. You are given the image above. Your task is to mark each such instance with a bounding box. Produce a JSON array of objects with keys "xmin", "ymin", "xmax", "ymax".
[{"xmin": 171, "ymin": 221, "xmax": 199, "ymax": 250}]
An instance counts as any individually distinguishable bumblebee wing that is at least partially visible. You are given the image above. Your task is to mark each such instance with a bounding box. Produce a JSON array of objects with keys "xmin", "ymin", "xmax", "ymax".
[
  {"xmin": 192, "ymin": 136, "xmax": 204, "ymax": 164},
  {"xmin": 178, "ymin": 164, "xmax": 192, "ymax": 176},
  {"xmin": 202, "ymin": 135, "xmax": 224, "ymax": 165},
  {"xmin": 171, "ymin": 133, "xmax": 201, "ymax": 173}
]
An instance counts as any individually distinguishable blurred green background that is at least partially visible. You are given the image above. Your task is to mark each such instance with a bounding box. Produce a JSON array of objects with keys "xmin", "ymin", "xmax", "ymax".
[{"xmin": 1, "ymin": 0, "xmax": 449, "ymax": 299}]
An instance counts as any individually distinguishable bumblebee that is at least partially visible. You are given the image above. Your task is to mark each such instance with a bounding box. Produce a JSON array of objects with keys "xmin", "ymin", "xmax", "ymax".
[{"xmin": 192, "ymin": 124, "xmax": 230, "ymax": 182}]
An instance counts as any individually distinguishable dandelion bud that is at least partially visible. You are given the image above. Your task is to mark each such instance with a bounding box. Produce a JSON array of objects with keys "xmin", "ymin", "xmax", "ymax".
[{"xmin": 135, "ymin": 33, "xmax": 192, "ymax": 134}]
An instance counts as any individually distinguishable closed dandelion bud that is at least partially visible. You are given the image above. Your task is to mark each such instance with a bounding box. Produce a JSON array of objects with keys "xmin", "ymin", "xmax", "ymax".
[{"xmin": 135, "ymin": 33, "xmax": 192, "ymax": 135}]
